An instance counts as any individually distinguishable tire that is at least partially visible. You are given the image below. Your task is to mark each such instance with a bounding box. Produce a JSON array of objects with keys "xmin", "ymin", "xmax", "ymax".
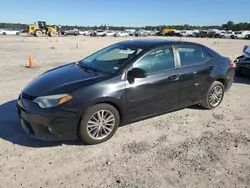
[
  {"xmin": 78, "ymin": 103, "xmax": 120, "ymax": 145},
  {"xmin": 16, "ymin": 32, "xmax": 20, "ymax": 36},
  {"xmin": 35, "ymin": 30, "xmax": 43, "ymax": 37},
  {"xmin": 48, "ymin": 30, "xmax": 56, "ymax": 37},
  {"xmin": 64, "ymin": 32, "xmax": 67, "ymax": 36},
  {"xmin": 3, "ymin": 32, "xmax": 6, "ymax": 35},
  {"xmin": 201, "ymin": 81, "xmax": 225, "ymax": 109}
]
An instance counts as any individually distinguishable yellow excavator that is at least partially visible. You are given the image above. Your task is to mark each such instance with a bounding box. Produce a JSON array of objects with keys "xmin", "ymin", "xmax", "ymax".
[{"xmin": 28, "ymin": 21, "xmax": 58, "ymax": 37}]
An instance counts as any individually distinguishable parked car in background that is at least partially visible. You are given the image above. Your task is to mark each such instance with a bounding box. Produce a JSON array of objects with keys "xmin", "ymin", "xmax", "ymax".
[
  {"xmin": 0, "ymin": 28, "xmax": 20, "ymax": 35},
  {"xmin": 61, "ymin": 28, "xmax": 79, "ymax": 36},
  {"xmin": 105, "ymin": 30, "xmax": 116, "ymax": 36},
  {"xmin": 17, "ymin": 39, "xmax": 235, "ymax": 144},
  {"xmin": 79, "ymin": 30, "xmax": 91, "ymax": 36},
  {"xmin": 96, "ymin": 30, "xmax": 107, "ymax": 37},
  {"xmin": 215, "ymin": 30, "xmax": 226, "ymax": 38},
  {"xmin": 125, "ymin": 29, "xmax": 136, "ymax": 36},
  {"xmin": 234, "ymin": 31, "xmax": 250, "ymax": 39},
  {"xmin": 207, "ymin": 31, "xmax": 217, "ymax": 38},
  {"xmin": 235, "ymin": 45, "xmax": 250, "ymax": 76},
  {"xmin": 197, "ymin": 30, "xmax": 208, "ymax": 38},
  {"xmin": 179, "ymin": 30, "xmax": 195, "ymax": 37},
  {"xmin": 128, "ymin": 31, "xmax": 135, "ymax": 36},
  {"xmin": 90, "ymin": 30, "xmax": 107, "ymax": 37},
  {"xmin": 114, "ymin": 31, "xmax": 129, "ymax": 37},
  {"xmin": 224, "ymin": 31, "xmax": 235, "ymax": 39},
  {"xmin": 235, "ymin": 56, "xmax": 250, "ymax": 76},
  {"xmin": 147, "ymin": 30, "xmax": 157, "ymax": 36},
  {"xmin": 134, "ymin": 30, "xmax": 148, "ymax": 37}
]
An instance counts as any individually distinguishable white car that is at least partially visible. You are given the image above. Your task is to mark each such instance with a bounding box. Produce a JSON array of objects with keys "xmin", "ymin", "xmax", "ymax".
[
  {"xmin": 79, "ymin": 30, "xmax": 91, "ymax": 36},
  {"xmin": 224, "ymin": 31, "xmax": 235, "ymax": 39},
  {"xmin": 179, "ymin": 30, "xmax": 195, "ymax": 37},
  {"xmin": 234, "ymin": 31, "xmax": 250, "ymax": 39},
  {"xmin": 0, "ymin": 28, "xmax": 20, "ymax": 35},
  {"xmin": 105, "ymin": 30, "xmax": 116, "ymax": 36},
  {"xmin": 95, "ymin": 30, "xmax": 106, "ymax": 37},
  {"xmin": 115, "ymin": 31, "xmax": 129, "ymax": 37}
]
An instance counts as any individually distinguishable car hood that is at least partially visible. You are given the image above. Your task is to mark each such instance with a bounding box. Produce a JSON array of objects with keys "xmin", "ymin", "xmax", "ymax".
[{"xmin": 22, "ymin": 63, "xmax": 106, "ymax": 97}]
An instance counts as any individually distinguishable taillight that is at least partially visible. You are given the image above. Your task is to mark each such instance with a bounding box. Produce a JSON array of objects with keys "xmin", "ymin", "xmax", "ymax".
[{"xmin": 229, "ymin": 61, "xmax": 236, "ymax": 67}]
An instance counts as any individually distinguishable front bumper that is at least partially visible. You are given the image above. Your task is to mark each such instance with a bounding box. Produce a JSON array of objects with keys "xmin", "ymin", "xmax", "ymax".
[{"xmin": 17, "ymin": 98, "xmax": 80, "ymax": 141}]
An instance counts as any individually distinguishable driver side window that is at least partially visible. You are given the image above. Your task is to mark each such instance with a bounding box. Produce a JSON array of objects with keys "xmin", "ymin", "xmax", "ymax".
[{"xmin": 134, "ymin": 46, "xmax": 175, "ymax": 75}]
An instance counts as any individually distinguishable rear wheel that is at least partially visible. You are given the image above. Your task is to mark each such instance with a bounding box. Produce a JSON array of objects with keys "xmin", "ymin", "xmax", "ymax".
[
  {"xmin": 78, "ymin": 103, "xmax": 120, "ymax": 145},
  {"xmin": 35, "ymin": 30, "xmax": 43, "ymax": 37},
  {"xmin": 3, "ymin": 32, "xmax": 6, "ymax": 35},
  {"xmin": 201, "ymin": 81, "xmax": 224, "ymax": 109},
  {"xmin": 16, "ymin": 32, "xmax": 20, "ymax": 36}
]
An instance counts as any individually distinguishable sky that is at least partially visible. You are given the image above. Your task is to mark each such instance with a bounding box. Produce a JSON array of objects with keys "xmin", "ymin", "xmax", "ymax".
[{"xmin": 0, "ymin": 0, "xmax": 249, "ymax": 27}]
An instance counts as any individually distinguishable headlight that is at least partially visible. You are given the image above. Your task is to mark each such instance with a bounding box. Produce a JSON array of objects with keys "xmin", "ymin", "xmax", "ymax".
[{"xmin": 33, "ymin": 94, "xmax": 72, "ymax": 108}]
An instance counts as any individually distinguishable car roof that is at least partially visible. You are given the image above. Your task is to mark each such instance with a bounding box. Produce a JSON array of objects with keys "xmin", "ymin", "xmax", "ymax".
[{"xmin": 117, "ymin": 39, "xmax": 201, "ymax": 49}]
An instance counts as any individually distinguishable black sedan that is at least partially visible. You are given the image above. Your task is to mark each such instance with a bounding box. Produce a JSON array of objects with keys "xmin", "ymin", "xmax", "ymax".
[{"xmin": 17, "ymin": 39, "xmax": 235, "ymax": 144}]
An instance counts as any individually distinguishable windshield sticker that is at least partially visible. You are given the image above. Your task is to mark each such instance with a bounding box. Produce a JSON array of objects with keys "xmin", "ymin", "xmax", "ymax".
[{"xmin": 119, "ymin": 49, "xmax": 135, "ymax": 54}]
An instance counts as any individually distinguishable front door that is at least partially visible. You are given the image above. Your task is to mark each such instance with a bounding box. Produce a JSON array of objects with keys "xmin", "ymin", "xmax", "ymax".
[{"xmin": 125, "ymin": 46, "xmax": 180, "ymax": 121}]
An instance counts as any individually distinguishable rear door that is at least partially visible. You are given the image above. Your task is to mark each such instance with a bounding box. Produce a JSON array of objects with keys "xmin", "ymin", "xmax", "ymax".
[
  {"xmin": 125, "ymin": 46, "xmax": 180, "ymax": 120},
  {"xmin": 174, "ymin": 45, "xmax": 213, "ymax": 108}
]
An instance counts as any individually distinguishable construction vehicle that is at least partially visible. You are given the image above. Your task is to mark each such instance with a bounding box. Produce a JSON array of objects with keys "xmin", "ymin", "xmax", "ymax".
[
  {"xmin": 28, "ymin": 21, "xmax": 58, "ymax": 37},
  {"xmin": 161, "ymin": 29, "xmax": 176, "ymax": 36}
]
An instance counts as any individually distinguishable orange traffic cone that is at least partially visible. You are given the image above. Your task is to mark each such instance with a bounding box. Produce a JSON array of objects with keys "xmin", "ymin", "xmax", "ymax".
[{"xmin": 28, "ymin": 57, "xmax": 35, "ymax": 68}]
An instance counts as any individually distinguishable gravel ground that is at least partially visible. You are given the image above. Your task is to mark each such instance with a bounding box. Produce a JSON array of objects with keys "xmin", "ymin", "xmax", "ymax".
[{"xmin": 0, "ymin": 35, "xmax": 250, "ymax": 188}]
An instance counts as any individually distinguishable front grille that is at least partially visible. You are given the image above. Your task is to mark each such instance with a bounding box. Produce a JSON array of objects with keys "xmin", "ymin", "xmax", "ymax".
[{"xmin": 21, "ymin": 93, "xmax": 36, "ymax": 100}]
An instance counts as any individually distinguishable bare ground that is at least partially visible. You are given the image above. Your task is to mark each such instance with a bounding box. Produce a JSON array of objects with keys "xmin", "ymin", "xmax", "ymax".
[{"xmin": 0, "ymin": 35, "xmax": 250, "ymax": 188}]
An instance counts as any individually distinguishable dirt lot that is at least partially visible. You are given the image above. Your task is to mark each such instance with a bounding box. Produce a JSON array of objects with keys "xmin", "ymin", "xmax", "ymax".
[{"xmin": 0, "ymin": 35, "xmax": 250, "ymax": 188}]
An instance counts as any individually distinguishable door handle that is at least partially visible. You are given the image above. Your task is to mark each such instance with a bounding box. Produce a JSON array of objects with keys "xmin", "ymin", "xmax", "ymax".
[{"xmin": 168, "ymin": 75, "xmax": 179, "ymax": 81}]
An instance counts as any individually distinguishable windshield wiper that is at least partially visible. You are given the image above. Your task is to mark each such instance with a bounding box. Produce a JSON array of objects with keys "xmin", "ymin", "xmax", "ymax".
[{"xmin": 78, "ymin": 64, "xmax": 100, "ymax": 73}]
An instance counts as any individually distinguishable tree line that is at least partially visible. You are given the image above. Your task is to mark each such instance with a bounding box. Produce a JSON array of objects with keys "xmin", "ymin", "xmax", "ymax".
[{"xmin": 0, "ymin": 21, "xmax": 250, "ymax": 31}]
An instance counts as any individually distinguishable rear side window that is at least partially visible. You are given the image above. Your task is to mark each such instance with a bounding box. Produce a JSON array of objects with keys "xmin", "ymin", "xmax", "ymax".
[{"xmin": 177, "ymin": 46, "xmax": 211, "ymax": 66}]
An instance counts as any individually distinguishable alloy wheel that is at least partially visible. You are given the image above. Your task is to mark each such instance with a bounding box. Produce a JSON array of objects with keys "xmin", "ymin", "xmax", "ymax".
[
  {"xmin": 209, "ymin": 85, "xmax": 223, "ymax": 107},
  {"xmin": 87, "ymin": 110, "xmax": 115, "ymax": 140}
]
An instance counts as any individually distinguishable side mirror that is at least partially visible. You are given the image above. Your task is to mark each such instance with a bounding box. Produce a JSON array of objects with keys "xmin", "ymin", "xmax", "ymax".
[{"xmin": 127, "ymin": 68, "xmax": 147, "ymax": 79}]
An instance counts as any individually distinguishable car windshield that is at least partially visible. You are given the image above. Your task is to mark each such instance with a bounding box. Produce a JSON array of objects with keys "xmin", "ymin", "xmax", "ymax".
[{"xmin": 78, "ymin": 44, "xmax": 144, "ymax": 74}]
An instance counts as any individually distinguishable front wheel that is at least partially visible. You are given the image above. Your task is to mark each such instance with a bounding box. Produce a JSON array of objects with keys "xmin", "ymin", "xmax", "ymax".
[
  {"xmin": 201, "ymin": 81, "xmax": 225, "ymax": 109},
  {"xmin": 78, "ymin": 103, "xmax": 120, "ymax": 145},
  {"xmin": 48, "ymin": 30, "xmax": 56, "ymax": 37}
]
